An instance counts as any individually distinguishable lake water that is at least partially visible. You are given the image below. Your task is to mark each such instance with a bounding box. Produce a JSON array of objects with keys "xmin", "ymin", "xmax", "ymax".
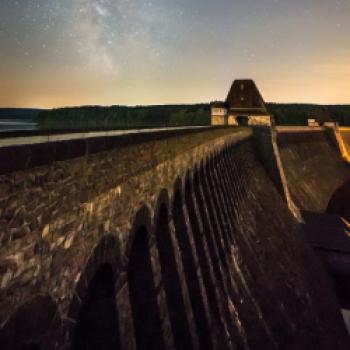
[{"xmin": 0, "ymin": 119, "xmax": 37, "ymax": 132}]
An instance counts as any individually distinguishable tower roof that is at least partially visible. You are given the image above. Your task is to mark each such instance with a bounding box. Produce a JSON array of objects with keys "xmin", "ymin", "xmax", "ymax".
[{"xmin": 226, "ymin": 80, "xmax": 268, "ymax": 115}]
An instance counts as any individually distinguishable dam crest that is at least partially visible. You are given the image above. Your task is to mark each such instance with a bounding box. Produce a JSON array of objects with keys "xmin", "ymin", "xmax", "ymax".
[{"xmin": 1, "ymin": 81, "xmax": 350, "ymax": 349}]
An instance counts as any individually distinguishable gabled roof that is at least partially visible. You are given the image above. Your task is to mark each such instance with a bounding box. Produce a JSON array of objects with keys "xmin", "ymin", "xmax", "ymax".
[{"xmin": 226, "ymin": 80, "xmax": 268, "ymax": 115}]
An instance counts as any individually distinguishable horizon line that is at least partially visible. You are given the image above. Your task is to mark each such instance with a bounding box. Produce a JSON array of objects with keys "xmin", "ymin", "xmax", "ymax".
[{"xmin": 2, "ymin": 101, "xmax": 350, "ymax": 110}]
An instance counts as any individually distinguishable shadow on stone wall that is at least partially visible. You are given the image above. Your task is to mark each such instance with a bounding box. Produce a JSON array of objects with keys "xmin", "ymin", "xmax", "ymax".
[{"xmin": 1, "ymin": 134, "xmax": 349, "ymax": 349}]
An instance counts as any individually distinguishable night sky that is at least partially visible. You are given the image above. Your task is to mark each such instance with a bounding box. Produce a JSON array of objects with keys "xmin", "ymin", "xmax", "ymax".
[{"xmin": 1, "ymin": 0, "xmax": 349, "ymax": 108}]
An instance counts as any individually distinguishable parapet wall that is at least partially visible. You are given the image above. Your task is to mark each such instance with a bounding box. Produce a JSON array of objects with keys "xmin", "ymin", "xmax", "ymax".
[
  {"xmin": 0, "ymin": 127, "xmax": 348, "ymax": 349},
  {"xmin": 0, "ymin": 127, "xmax": 247, "ymax": 319},
  {"xmin": 252, "ymin": 126, "xmax": 301, "ymax": 220}
]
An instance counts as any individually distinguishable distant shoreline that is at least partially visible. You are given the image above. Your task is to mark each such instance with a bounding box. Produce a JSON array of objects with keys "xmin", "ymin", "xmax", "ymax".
[
  {"xmin": 0, "ymin": 119, "xmax": 37, "ymax": 132},
  {"xmin": 0, "ymin": 120, "xmax": 37, "ymax": 125}
]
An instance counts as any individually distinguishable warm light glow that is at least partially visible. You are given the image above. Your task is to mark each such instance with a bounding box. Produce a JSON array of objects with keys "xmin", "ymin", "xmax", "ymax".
[{"xmin": 1, "ymin": 1, "xmax": 350, "ymax": 108}]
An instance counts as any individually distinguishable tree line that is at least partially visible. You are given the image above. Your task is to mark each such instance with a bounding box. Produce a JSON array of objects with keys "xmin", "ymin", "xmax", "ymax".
[
  {"xmin": 267, "ymin": 103, "xmax": 350, "ymax": 126},
  {"xmin": 35, "ymin": 103, "xmax": 350, "ymax": 130},
  {"xmin": 35, "ymin": 105, "xmax": 210, "ymax": 130}
]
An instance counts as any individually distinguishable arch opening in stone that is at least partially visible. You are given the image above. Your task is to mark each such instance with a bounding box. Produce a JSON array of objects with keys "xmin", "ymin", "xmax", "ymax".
[
  {"xmin": 184, "ymin": 177, "xmax": 227, "ymax": 344},
  {"xmin": 172, "ymin": 188, "xmax": 213, "ymax": 349},
  {"xmin": 0, "ymin": 295, "xmax": 60, "ymax": 350},
  {"xmin": 236, "ymin": 116, "xmax": 249, "ymax": 126},
  {"xmin": 128, "ymin": 225, "xmax": 164, "ymax": 350},
  {"xmin": 155, "ymin": 202, "xmax": 193, "ymax": 350},
  {"xmin": 72, "ymin": 263, "xmax": 120, "ymax": 350}
]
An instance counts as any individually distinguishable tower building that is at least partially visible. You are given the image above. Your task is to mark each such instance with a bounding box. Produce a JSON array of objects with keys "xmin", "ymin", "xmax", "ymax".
[{"xmin": 211, "ymin": 79, "xmax": 272, "ymax": 126}]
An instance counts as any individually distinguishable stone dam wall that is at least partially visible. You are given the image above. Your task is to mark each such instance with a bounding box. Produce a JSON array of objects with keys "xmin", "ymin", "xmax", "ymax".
[
  {"xmin": 276, "ymin": 129, "xmax": 350, "ymax": 214},
  {"xmin": 0, "ymin": 127, "xmax": 349, "ymax": 349}
]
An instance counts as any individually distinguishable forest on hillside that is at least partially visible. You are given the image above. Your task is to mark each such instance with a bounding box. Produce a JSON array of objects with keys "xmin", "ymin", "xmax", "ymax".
[
  {"xmin": 34, "ymin": 103, "xmax": 350, "ymax": 130},
  {"xmin": 267, "ymin": 104, "xmax": 350, "ymax": 126},
  {"xmin": 35, "ymin": 104, "xmax": 210, "ymax": 130}
]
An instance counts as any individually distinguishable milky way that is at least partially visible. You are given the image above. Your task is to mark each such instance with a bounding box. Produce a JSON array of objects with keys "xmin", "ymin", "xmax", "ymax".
[
  {"xmin": 72, "ymin": 0, "xmax": 181, "ymax": 74},
  {"xmin": 0, "ymin": 0, "xmax": 350, "ymax": 107}
]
